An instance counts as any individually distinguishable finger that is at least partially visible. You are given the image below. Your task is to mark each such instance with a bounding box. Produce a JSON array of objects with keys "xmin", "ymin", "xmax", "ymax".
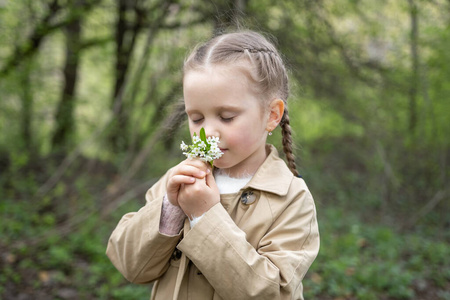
[
  {"xmin": 183, "ymin": 158, "xmax": 211, "ymax": 172},
  {"xmin": 175, "ymin": 164, "xmax": 207, "ymax": 179},
  {"xmin": 168, "ymin": 175, "xmax": 196, "ymax": 189}
]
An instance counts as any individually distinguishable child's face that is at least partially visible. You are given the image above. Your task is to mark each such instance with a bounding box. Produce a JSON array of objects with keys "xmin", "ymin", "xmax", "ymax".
[{"xmin": 183, "ymin": 65, "xmax": 270, "ymax": 177}]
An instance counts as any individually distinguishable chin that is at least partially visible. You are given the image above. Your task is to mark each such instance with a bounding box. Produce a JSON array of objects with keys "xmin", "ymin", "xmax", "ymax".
[
  {"xmin": 213, "ymin": 162, "xmax": 226, "ymax": 169},
  {"xmin": 212, "ymin": 160, "xmax": 231, "ymax": 170}
]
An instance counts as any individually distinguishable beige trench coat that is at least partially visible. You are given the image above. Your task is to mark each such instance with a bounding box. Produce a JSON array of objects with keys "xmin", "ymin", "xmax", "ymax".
[{"xmin": 106, "ymin": 145, "xmax": 320, "ymax": 300}]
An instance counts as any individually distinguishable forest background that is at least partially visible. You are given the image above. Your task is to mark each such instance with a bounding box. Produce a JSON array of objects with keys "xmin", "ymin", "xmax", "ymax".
[{"xmin": 0, "ymin": 0, "xmax": 449, "ymax": 299}]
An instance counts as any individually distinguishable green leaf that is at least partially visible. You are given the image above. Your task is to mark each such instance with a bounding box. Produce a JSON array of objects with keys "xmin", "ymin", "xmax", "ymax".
[{"xmin": 200, "ymin": 127, "xmax": 207, "ymax": 142}]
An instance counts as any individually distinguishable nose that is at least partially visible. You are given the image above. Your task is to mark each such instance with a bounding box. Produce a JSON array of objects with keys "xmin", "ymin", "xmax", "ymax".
[{"xmin": 203, "ymin": 123, "xmax": 220, "ymax": 138}]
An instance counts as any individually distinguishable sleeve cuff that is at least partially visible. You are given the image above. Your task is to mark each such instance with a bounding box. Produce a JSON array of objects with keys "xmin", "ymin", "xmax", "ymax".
[
  {"xmin": 159, "ymin": 194, "xmax": 186, "ymax": 236},
  {"xmin": 189, "ymin": 214, "xmax": 205, "ymax": 228}
]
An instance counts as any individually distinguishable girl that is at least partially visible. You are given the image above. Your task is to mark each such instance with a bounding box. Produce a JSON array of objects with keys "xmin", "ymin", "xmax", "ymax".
[{"xmin": 107, "ymin": 30, "xmax": 320, "ymax": 300}]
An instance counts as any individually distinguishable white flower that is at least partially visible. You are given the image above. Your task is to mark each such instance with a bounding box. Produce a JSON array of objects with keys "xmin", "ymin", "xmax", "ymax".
[
  {"xmin": 192, "ymin": 147, "xmax": 200, "ymax": 156},
  {"xmin": 207, "ymin": 136, "xmax": 220, "ymax": 144},
  {"xmin": 180, "ymin": 128, "xmax": 224, "ymax": 166},
  {"xmin": 192, "ymin": 135, "xmax": 201, "ymax": 144}
]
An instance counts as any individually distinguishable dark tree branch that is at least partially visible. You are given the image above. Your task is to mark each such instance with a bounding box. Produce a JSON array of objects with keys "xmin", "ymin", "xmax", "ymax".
[
  {"xmin": 51, "ymin": 0, "xmax": 84, "ymax": 152},
  {"xmin": 0, "ymin": 0, "xmax": 103, "ymax": 77},
  {"xmin": 80, "ymin": 36, "xmax": 112, "ymax": 50},
  {"xmin": 0, "ymin": 0, "xmax": 62, "ymax": 77}
]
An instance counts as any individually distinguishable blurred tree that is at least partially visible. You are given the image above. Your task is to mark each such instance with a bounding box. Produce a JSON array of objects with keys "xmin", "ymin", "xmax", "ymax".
[
  {"xmin": 0, "ymin": 0, "xmax": 62, "ymax": 77},
  {"xmin": 52, "ymin": 0, "xmax": 85, "ymax": 153},
  {"xmin": 407, "ymin": 0, "xmax": 419, "ymax": 134},
  {"xmin": 1, "ymin": 1, "xmax": 449, "ymax": 298},
  {"xmin": 109, "ymin": 0, "xmax": 147, "ymax": 152},
  {"xmin": 108, "ymin": 0, "xmax": 182, "ymax": 153},
  {"xmin": 0, "ymin": 0, "xmax": 447, "ymax": 224},
  {"xmin": 19, "ymin": 61, "xmax": 34, "ymax": 154},
  {"xmin": 211, "ymin": 0, "xmax": 247, "ymax": 33}
]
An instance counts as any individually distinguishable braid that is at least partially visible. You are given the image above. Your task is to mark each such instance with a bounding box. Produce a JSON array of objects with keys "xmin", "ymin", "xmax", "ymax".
[{"xmin": 280, "ymin": 107, "xmax": 299, "ymax": 177}]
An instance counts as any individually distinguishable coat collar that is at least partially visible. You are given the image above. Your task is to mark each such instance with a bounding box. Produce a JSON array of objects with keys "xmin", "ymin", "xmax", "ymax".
[{"xmin": 245, "ymin": 145, "xmax": 294, "ymax": 196}]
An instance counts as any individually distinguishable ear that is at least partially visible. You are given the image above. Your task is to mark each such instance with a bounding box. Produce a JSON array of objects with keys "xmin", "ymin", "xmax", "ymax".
[{"xmin": 266, "ymin": 99, "xmax": 284, "ymax": 132}]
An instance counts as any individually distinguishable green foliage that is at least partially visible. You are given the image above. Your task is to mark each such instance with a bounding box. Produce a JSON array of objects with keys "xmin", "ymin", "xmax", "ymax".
[
  {"xmin": 2, "ymin": 177, "xmax": 449, "ymax": 299},
  {"xmin": 303, "ymin": 208, "xmax": 450, "ymax": 299},
  {"xmin": 0, "ymin": 195, "xmax": 151, "ymax": 299},
  {"xmin": 0, "ymin": 0, "xmax": 449, "ymax": 299}
]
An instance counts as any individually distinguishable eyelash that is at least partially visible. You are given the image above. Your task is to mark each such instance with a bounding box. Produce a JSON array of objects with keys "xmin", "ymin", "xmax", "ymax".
[
  {"xmin": 221, "ymin": 116, "xmax": 234, "ymax": 122},
  {"xmin": 191, "ymin": 116, "xmax": 234, "ymax": 124}
]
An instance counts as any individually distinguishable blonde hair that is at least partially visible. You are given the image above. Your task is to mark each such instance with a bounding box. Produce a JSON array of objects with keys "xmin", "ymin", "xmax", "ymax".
[{"xmin": 184, "ymin": 31, "xmax": 299, "ymax": 176}]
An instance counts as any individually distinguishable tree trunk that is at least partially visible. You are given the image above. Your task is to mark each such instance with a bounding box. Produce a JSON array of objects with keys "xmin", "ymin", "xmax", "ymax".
[
  {"xmin": 109, "ymin": 0, "xmax": 145, "ymax": 152},
  {"xmin": 20, "ymin": 61, "xmax": 33, "ymax": 153},
  {"xmin": 51, "ymin": 0, "xmax": 83, "ymax": 153},
  {"xmin": 408, "ymin": 0, "xmax": 419, "ymax": 134}
]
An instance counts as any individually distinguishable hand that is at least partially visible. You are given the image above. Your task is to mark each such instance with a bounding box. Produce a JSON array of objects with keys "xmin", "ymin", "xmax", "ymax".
[
  {"xmin": 178, "ymin": 168, "xmax": 220, "ymax": 219},
  {"xmin": 166, "ymin": 159, "xmax": 210, "ymax": 206}
]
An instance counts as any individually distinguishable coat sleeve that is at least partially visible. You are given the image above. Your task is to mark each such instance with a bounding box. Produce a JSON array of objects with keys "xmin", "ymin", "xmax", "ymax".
[
  {"xmin": 106, "ymin": 173, "xmax": 184, "ymax": 284},
  {"xmin": 177, "ymin": 187, "xmax": 319, "ymax": 300}
]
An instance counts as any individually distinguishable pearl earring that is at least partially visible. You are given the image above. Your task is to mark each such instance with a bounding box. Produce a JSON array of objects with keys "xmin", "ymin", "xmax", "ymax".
[{"xmin": 268, "ymin": 131, "xmax": 272, "ymax": 136}]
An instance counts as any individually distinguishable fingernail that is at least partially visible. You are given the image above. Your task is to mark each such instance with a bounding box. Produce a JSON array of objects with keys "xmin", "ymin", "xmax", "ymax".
[
  {"xmin": 206, "ymin": 169, "xmax": 211, "ymax": 174},
  {"xmin": 190, "ymin": 177, "xmax": 195, "ymax": 182}
]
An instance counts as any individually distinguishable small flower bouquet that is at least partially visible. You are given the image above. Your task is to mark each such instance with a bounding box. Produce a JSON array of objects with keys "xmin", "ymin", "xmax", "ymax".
[{"xmin": 180, "ymin": 128, "xmax": 223, "ymax": 167}]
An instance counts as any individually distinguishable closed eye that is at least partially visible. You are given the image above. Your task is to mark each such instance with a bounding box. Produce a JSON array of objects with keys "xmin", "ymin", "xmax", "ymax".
[
  {"xmin": 220, "ymin": 116, "xmax": 234, "ymax": 122},
  {"xmin": 191, "ymin": 117, "xmax": 204, "ymax": 124}
]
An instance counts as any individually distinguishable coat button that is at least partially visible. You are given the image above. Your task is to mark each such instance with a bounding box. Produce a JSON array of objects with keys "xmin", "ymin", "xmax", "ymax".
[
  {"xmin": 171, "ymin": 249, "xmax": 182, "ymax": 261},
  {"xmin": 240, "ymin": 189, "xmax": 257, "ymax": 205}
]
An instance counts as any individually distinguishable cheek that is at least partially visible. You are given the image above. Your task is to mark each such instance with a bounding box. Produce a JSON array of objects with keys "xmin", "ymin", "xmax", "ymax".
[
  {"xmin": 225, "ymin": 123, "xmax": 263, "ymax": 149},
  {"xmin": 226, "ymin": 132, "xmax": 247, "ymax": 148}
]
